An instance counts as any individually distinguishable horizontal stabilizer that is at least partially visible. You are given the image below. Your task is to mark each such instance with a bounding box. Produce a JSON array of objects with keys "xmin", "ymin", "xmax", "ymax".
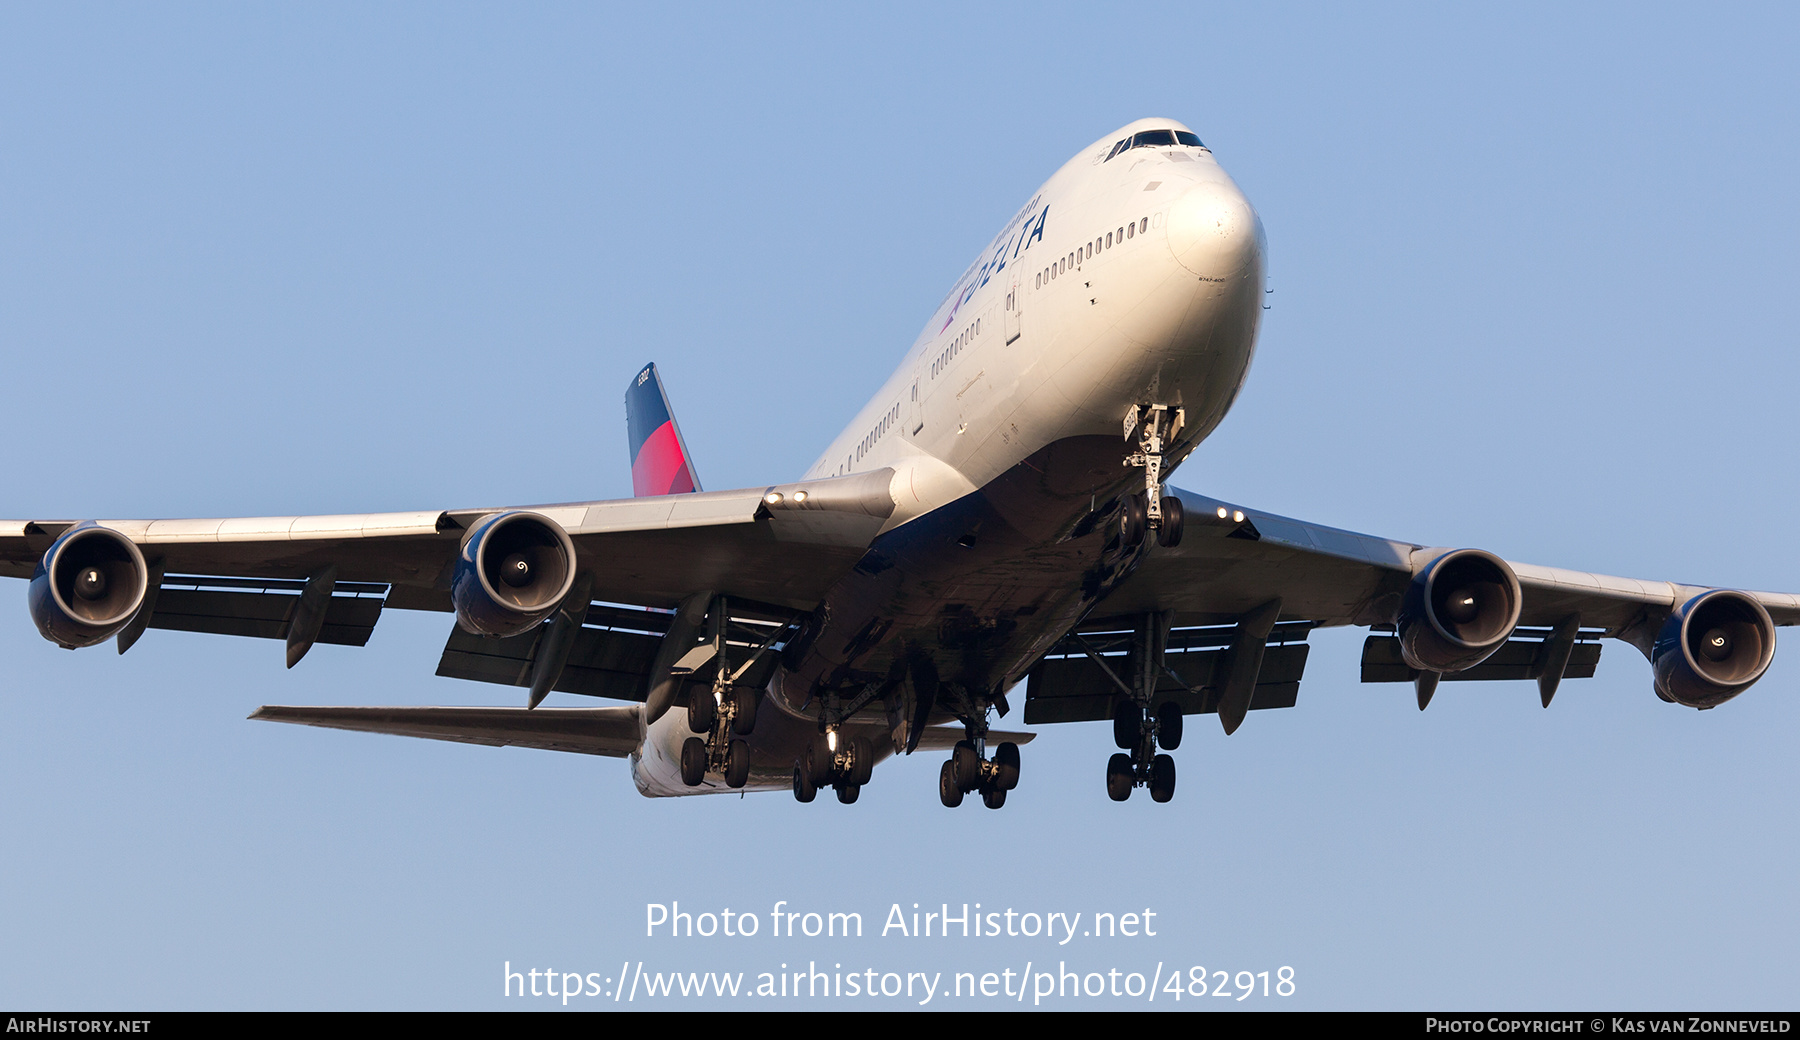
[{"xmin": 250, "ymin": 704, "xmax": 642, "ymax": 757}]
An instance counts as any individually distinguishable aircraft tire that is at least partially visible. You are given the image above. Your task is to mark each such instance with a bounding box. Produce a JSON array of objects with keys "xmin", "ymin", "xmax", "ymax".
[
  {"xmin": 1157, "ymin": 497, "xmax": 1184, "ymax": 547},
  {"xmin": 1156, "ymin": 702, "xmax": 1184, "ymax": 750},
  {"xmin": 724, "ymin": 739, "xmax": 751, "ymax": 788},
  {"xmin": 993, "ymin": 741, "xmax": 1020, "ymax": 791},
  {"xmin": 807, "ymin": 734, "xmax": 835, "ymax": 786},
  {"xmin": 850, "ymin": 737, "xmax": 874, "ymax": 785},
  {"xmin": 938, "ymin": 760, "xmax": 963, "ymax": 808},
  {"xmin": 1150, "ymin": 754, "xmax": 1177, "ymax": 803},
  {"xmin": 731, "ymin": 688, "xmax": 758, "ymax": 735},
  {"xmin": 836, "ymin": 783, "xmax": 860, "ymax": 805},
  {"xmin": 680, "ymin": 737, "xmax": 708, "ymax": 786},
  {"xmin": 1120, "ymin": 495, "xmax": 1147, "ymax": 549},
  {"xmin": 1112, "ymin": 701, "xmax": 1138, "ymax": 750},
  {"xmin": 792, "ymin": 762, "xmax": 816, "ymax": 803},
  {"xmin": 1106, "ymin": 753, "xmax": 1134, "ymax": 802},
  {"xmin": 687, "ymin": 691, "xmax": 715, "ymax": 734},
  {"xmin": 951, "ymin": 740, "xmax": 981, "ymax": 792},
  {"xmin": 981, "ymin": 785, "xmax": 1006, "ymax": 810}
]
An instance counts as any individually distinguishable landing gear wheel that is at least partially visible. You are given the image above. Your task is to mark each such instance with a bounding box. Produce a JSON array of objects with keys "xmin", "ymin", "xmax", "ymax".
[
  {"xmin": 1156, "ymin": 702, "xmax": 1184, "ymax": 750},
  {"xmin": 730, "ymin": 688, "xmax": 759, "ymax": 735},
  {"xmin": 938, "ymin": 760, "xmax": 964, "ymax": 808},
  {"xmin": 724, "ymin": 739, "xmax": 751, "ymax": 789},
  {"xmin": 806, "ymin": 734, "xmax": 835, "ymax": 787},
  {"xmin": 792, "ymin": 761, "xmax": 816, "ymax": 803},
  {"xmin": 993, "ymin": 741, "xmax": 1020, "ymax": 791},
  {"xmin": 680, "ymin": 737, "xmax": 708, "ymax": 787},
  {"xmin": 1112, "ymin": 701, "xmax": 1138, "ymax": 750},
  {"xmin": 1119, "ymin": 494, "xmax": 1147, "ymax": 549},
  {"xmin": 1156, "ymin": 496, "xmax": 1184, "ymax": 547},
  {"xmin": 1149, "ymin": 753, "xmax": 1176, "ymax": 803},
  {"xmin": 951, "ymin": 740, "xmax": 982, "ymax": 791},
  {"xmin": 1106, "ymin": 753, "xmax": 1134, "ymax": 802},
  {"xmin": 836, "ymin": 783, "xmax": 860, "ymax": 805},
  {"xmin": 981, "ymin": 785, "xmax": 1006, "ymax": 810},
  {"xmin": 687, "ymin": 691, "xmax": 715, "ymax": 734},
  {"xmin": 849, "ymin": 736, "xmax": 874, "ymax": 786}
]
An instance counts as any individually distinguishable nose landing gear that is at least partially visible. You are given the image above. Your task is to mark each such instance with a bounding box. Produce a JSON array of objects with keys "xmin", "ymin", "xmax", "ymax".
[{"xmin": 1122, "ymin": 404, "xmax": 1187, "ymax": 549}]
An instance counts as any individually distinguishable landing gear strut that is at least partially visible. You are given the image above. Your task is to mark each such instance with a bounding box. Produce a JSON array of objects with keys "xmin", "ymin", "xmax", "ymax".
[
  {"xmin": 1122, "ymin": 404, "xmax": 1187, "ymax": 548},
  {"xmin": 677, "ymin": 595, "xmax": 769, "ymax": 789},
  {"xmin": 1094, "ymin": 612, "xmax": 1184, "ymax": 803}
]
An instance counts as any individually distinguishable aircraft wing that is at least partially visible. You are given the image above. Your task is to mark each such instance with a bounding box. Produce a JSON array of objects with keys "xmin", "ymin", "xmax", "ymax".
[
  {"xmin": 1094, "ymin": 486, "xmax": 1800, "ymax": 635},
  {"xmin": 0, "ymin": 468, "xmax": 897, "ymax": 656},
  {"xmin": 1022, "ymin": 485, "xmax": 1800, "ymax": 728}
]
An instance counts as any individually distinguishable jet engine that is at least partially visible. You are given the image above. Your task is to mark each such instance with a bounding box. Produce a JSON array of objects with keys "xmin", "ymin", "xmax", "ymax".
[
  {"xmin": 29, "ymin": 523, "xmax": 150, "ymax": 649},
  {"xmin": 1397, "ymin": 549, "xmax": 1522, "ymax": 673},
  {"xmin": 1652, "ymin": 590, "xmax": 1775, "ymax": 708},
  {"xmin": 451, "ymin": 510, "xmax": 578, "ymax": 637}
]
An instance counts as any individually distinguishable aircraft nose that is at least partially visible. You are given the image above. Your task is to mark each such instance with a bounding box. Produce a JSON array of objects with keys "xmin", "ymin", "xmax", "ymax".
[{"xmin": 1165, "ymin": 180, "xmax": 1260, "ymax": 279}]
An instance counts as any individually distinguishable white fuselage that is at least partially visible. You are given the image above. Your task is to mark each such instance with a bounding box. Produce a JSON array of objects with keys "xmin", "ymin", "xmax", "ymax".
[{"xmin": 634, "ymin": 118, "xmax": 1267, "ymax": 796}]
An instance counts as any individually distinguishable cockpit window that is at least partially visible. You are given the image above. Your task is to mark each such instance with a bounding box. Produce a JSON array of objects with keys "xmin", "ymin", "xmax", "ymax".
[{"xmin": 1106, "ymin": 128, "xmax": 1207, "ymax": 161}]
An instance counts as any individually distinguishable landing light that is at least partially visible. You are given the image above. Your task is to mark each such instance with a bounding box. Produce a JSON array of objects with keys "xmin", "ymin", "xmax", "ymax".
[
  {"xmin": 793, "ymin": 490, "xmax": 808, "ymax": 503},
  {"xmin": 765, "ymin": 492, "xmax": 783, "ymax": 505},
  {"xmin": 827, "ymin": 730, "xmax": 838, "ymax": 752},
  {"xmin": 1216, "ymin": 507, "xmax": 1228, "ymax": 519},
  {"xmin": 1233, "ymin": 511, "xmax": 1245, "ymax": 523}
]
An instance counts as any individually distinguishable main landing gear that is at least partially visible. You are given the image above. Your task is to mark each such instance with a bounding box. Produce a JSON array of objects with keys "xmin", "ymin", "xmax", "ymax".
[
  {"xmin": 680, "ymin": 683, "xmax": 758, "ymax": 789},
  {"xmin": 937, "ymin": 718, "xmax": 1020, "ymax": 811},
  {"xmin": 1108, "ymin": 700, "xmax": 1179, "ymax": 803},
  {"xmin": 1120, "ymin": 404, "xmax": 1186, "ymax": 549},
  {"xmin": 1076, "ymin": 611, "xmax": 1185, "ymax": 804},
  {"xmin": 677, "ymin": 595, "xmax": 772, "ymax": 790},
  {"xmin": 790, "ymin": 728, "xmax": 874, "ymax": 804}
]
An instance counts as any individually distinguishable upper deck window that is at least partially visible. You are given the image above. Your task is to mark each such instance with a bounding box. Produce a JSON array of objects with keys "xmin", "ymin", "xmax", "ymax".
[{"xmin": 1106, "ymin": 128, "xmax": 1207, "ymax": 161}]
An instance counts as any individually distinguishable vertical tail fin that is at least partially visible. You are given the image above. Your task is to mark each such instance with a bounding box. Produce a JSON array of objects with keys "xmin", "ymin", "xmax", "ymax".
[{"xmin": 625, "ymin": 363, "xmax": 702, "ymax": 497}]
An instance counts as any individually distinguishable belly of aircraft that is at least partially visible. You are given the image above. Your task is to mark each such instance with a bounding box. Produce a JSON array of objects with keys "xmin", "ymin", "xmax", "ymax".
[{"xmin": 787, "ymin": 434, "xmax": 1150, "ymax": 708}]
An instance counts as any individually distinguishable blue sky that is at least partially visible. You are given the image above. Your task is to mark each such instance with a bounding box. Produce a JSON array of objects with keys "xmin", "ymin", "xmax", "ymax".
[{"xmin": 3, "ymin": 3, "xmax": 1799, "ymax": 1010}]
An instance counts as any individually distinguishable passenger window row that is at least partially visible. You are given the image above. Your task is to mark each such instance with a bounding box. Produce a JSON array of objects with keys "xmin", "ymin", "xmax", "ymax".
[
  {"xmin": 856, "ymin": 400, "xmax": 903, "ymax": 461},
  {"xmin": 1035, "ymin": 217, "xmax": 1150, "ymax": 289},
  {"xmin": 931, "ymin": 318, "xmax": 982, "ymax": 379}
]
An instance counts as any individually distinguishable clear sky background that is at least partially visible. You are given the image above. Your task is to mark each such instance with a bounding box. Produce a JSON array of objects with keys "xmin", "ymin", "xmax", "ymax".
[{"xmin": 3, "ymin": 3, "xmax": 1798, "ymax": 1011}]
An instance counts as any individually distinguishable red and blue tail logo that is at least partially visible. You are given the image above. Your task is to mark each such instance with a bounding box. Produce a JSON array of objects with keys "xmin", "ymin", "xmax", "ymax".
[{"xmin": 625, "ymin": 363, "xmax": 702, "ymax": 497}]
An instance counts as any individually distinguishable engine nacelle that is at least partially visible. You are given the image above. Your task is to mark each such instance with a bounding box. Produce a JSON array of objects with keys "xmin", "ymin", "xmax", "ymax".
[
  {"xmin": 1652, "ymin": 590, "xmax": 1774, "ymax": 708},
  {"xmin": 29, "ymin": 523, "xmax": 150, "ymax": 649},
  {"xmin": 451, "ymin": 510, "xmax": 578, "ymax": 637},
  {"xmin": 1397, "ymin": 549, "xmax": 1522, "ymax": 673}
]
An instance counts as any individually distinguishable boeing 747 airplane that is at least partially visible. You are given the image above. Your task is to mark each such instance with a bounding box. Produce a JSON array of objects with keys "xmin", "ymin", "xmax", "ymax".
[{"xmin": 6, "ymin": 118, "xmax": 1792, "ymax": 808}]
